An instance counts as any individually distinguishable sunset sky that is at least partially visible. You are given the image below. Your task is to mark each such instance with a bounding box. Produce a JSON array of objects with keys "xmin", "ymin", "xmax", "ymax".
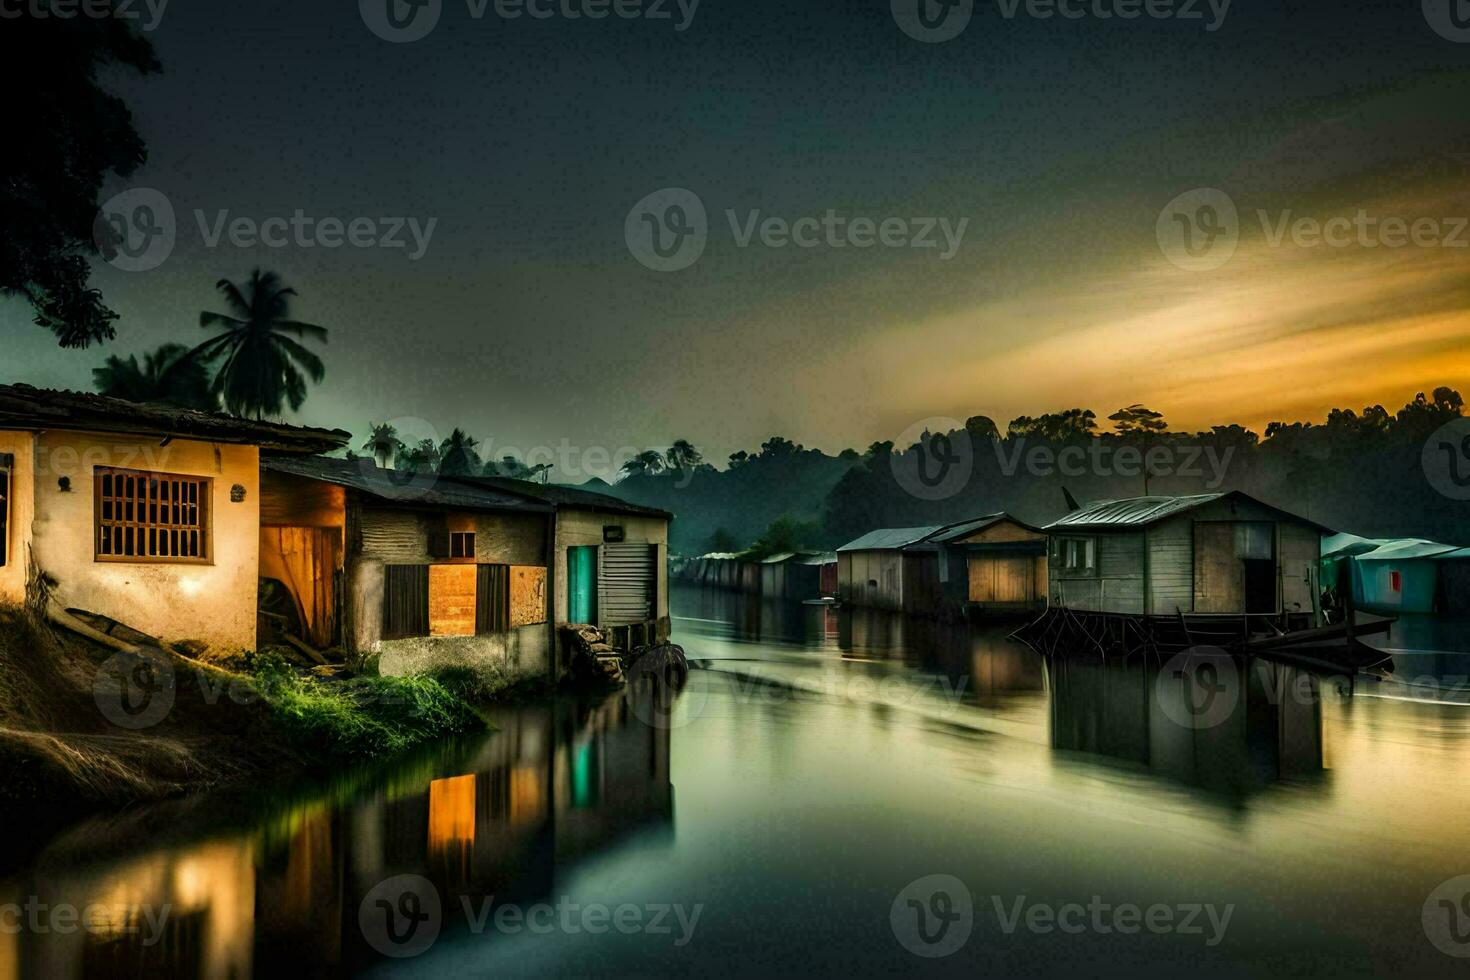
[{"xmin": 6, "ymin": 0, "xmax": 1470, "ymax": 475}]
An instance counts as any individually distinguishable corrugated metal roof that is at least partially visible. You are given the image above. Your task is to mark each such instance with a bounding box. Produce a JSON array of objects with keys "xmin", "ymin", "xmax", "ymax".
[
  {"xmin": 444, "ymin": 475, "xmax": 672, "ymax": 519},
  {"xmin": 1044, "ymin": 491, "xmax": 1334, "ymax": 533},
  {"xmin": 796, "ymin": 551, "xmax": 837, "ymax": 565},
  {"xmin": 761, "ymin": 551, "xmax": 798, "ymax": 564},
  {"xmin": 263, "ymin": 456, "xmax": 552, "ymax": 513},
  {"xmin": 837, "ymin": 526, "xmax": 946, "ymax": 552},
  {"xmin": 1322, "ymin": 532, "xmax": 1386, "ymax": 561},
  {"xmin": 923, "ymin": 513, "xmax": 1045, "ymax": 544},
  {"xmin": 1045, "ymin": 493, "xmax": 1228, "ymax": 529},
  {"xmin": 1356, "ymin": 539, "xmax": 1463, "ymax": 561},
  {"xmin": 1437, "ymin": 548, "xmax": 1470, "ymax": 561}
]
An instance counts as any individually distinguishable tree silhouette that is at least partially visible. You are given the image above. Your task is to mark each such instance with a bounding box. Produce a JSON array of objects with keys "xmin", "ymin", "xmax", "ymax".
[
  {"xmin": 1108, "ymin": 404, "xmax": 1168, "ymax": 436},
  {"xmin": 3, "ymin": 9, "xmax": 159, "ymax": 347},
  {"xmin": 92, "ymin": 343, "xmax": 216, "ymax": 411},
  {"xmin": 396, "ymin": 439, "xmax": 441, "ymax": 474},
  {"xmin": 361, "ymin": 422, "xmax": 403, "ymax": 468},
  {"xmin": 665, "ymin": 439, "xmax": 704, "ymax": 471},
  {"xmin": 438, "ymin": 428, "xmax": 482, "ymax": 476},
  {"xmin": 621, "ymin": 450, "xmax": 667, "ymax": 478},
  {"xmin": 188, "ymin": 269, "xmax": 328, "ymax": 419}
]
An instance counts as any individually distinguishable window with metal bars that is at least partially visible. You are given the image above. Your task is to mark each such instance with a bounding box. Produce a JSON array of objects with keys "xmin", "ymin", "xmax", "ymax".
[{"xmin": 95, "ymin": 468, "xmax": 210, "ymax": 562}]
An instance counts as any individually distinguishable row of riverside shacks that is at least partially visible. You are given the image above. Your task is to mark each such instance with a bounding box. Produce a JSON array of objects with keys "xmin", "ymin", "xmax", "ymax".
[
  {"xmin": 677, "ymin": 551, "xmax": 838, "ymax": 601},
  {"xmin": 0, "ymin": 384, "xmax": 671, "ymax": 681},
  {"xmin": 836, "ymin": 514, "xmax": 1049, "ymax": 618},
  {"xmin": 828, "ymin": 495, "xmax": 1351, "ymax": 626}
]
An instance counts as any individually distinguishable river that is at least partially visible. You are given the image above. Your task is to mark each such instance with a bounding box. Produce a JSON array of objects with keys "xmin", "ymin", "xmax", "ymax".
[{"xmin": 4, "ymin": 584, "xmax": 1470, "ymax": 977}]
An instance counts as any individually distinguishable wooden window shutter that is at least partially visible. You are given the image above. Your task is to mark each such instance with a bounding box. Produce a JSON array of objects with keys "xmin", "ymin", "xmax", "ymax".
[
  {"xmin": 383, "ymin": 564, "xmax": 430, "ymax": 639},
  {"xmin": 427, "ymin": 517, "xmax": 450, "ymax": 559},
  {"xmin": 475, "ymin": 564, "xmax": 510, "ymax": 634}
]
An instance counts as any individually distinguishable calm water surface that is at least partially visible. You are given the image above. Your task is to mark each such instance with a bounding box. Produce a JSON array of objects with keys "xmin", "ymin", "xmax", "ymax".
[{"xmin": 4, "ymin": 584, "xmax": 1470, "ymax": 978}]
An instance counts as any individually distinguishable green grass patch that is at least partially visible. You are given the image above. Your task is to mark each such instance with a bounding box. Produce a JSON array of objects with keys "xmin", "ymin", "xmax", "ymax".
[
  {"xmin": 249, "ymin": 653, "xmax": 483, "ymax": 759},
  {"xmin": 427, "ymin": 662, "xmax": 550, "ymax": 705}
]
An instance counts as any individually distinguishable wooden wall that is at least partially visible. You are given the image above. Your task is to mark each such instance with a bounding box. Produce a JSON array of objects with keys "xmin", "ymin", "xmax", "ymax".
[
  {"xmin": 359, "ymin": 506, "xmax": 545, "ymax": 565},
  {"xmin": 838, "ymin": 550, "xmax": 904, "ymax": 610},
  {"xmin": 1053, "ymin": 499, "xmax": 1324, "ymax": 618},
  {"xmin": 1049, "ymin": 531, "xmax": 1147, "ymax": 614},
  {"xmin": 260, "ymin": 471, "xmax": 345, "ymax": 528}
]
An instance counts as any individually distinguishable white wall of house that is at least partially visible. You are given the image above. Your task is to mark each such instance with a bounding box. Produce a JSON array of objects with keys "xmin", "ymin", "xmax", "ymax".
[
  {"xmin": 0, "ymin": 430, "xmax": 36, "ymax": 604},
  {"xmin": 28, "ymin": 430, "xmax": 260, "ymax": 653}
]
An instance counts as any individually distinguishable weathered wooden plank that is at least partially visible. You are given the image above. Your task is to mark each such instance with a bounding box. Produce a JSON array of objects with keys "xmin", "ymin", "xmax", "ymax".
[
  {"xmin": 430, "ymin": 564, "xmax": 477, "ymax": 636},
  {"xmin": 510, "ymin": 565, "xmax": 547, "ymax": 626}
]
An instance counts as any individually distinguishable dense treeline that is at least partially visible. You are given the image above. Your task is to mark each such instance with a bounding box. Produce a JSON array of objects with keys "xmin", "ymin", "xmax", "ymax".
[{"xmin": 608, "ymin": 388, "xmax": 1469, "ymax": 554}]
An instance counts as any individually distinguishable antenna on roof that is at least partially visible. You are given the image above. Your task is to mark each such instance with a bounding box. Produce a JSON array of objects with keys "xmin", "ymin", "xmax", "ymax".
[{"xmin": 1062, "ymin": 486, "xmax": 1080, "ymax": 512}]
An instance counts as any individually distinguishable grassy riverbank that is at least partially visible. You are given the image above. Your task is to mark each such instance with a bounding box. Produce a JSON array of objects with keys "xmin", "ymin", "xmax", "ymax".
[{"xmin": 0, "ymin": 604, "xmax": 540, "ymax": 807}]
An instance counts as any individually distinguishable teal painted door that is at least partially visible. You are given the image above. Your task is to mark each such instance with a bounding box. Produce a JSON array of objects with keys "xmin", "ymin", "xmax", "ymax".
[{"xmin": 568, "ymin": 546, "xmax": 598, "ymax": 624}]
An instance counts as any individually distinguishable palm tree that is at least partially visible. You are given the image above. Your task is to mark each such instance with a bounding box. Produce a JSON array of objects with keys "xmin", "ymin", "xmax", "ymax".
[
  {"xmin": 621, "ymin": 450, "xmax": 666, "ymax": 478},
  {"xmin": 93, "ymin": 343, "xmax": 217, "ymax": 411},
  {"xmin": 361, "ymin": 422, "xmax": 403, "ymax": 468},
  {"xmin": 439, "ymin": 428, "xmax": 482, "ymax": 476},
  {"xmin": 396, "ymin": 438, "xmax": 441, "ymax": 474},
  {"xmin": 188, "ymin": 269, "xmax": 328, "ymax": 419},
  {"xmin": 665, "ymin": 439, "xmax": 703, "ymax": 472}
]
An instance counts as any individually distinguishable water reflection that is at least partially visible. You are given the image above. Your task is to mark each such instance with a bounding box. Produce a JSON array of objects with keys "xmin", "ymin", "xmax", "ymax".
[
  {"xmin": 0, "ymin": 695, "xmax": 671, "ymax": 979},
  {"xmin": 1048, "ymin": 655, "xmax": 1329, "ymax": 805},
  {"xmin": 7, "ymin": 588, "xmax": 1470, "ymax": 978}
]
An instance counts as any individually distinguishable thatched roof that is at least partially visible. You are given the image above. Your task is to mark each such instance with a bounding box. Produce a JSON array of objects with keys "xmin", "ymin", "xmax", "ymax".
[{"xmin": 0, "ymin": 384, "xmax": 350, "ymax": 454}]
